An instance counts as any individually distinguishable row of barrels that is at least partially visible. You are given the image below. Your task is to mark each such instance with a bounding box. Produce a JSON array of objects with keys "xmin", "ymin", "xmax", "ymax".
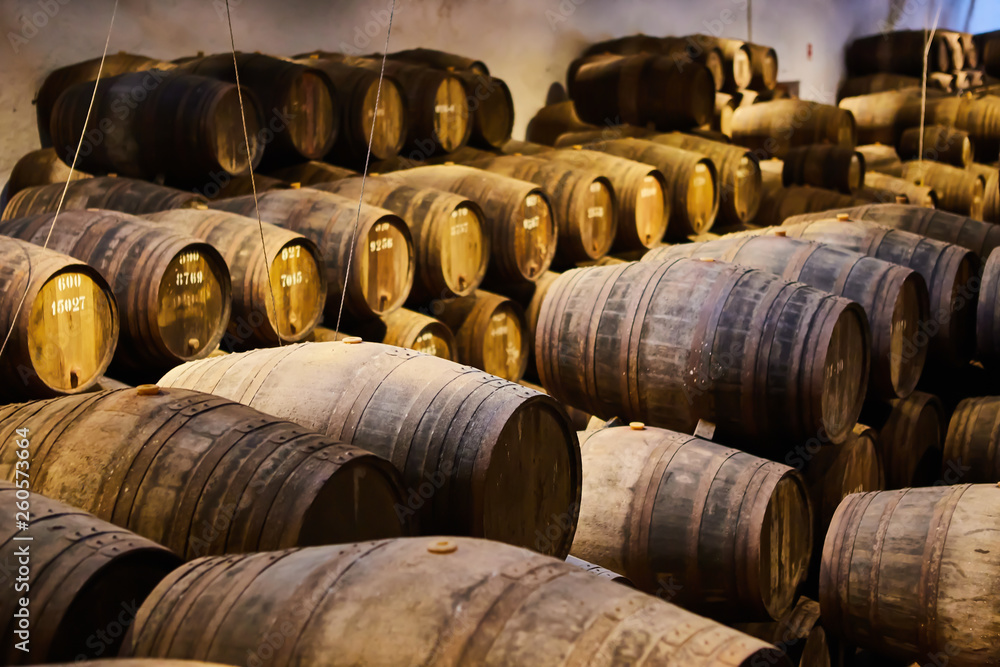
[
  {"xmin": 6, "ymin": 383, "xmax": 1000, "ymax": 665},
  {"xmin": 845, "ymin": 28, "xmax": 978, "ymax": 78},
  {"xmin": 32, "ymin": 48, "xmax": 515, "ymax": 188}
]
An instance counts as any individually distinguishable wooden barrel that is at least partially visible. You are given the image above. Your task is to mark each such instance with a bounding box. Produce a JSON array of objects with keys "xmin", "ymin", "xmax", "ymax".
[
  {"xmin": 639, "ymin": 131, "xmax": 762, "ymax": 228},
  {"xmin": 31, "ymin": 661, "xmax": 232, "ymax": 667},
  {"xmin": 299, "ymin": 52, "xmax": 471, "ymax": 155},
  {"xmin": 944, "ymin": 396, "xmax": 1000, "ymax": 482},
  {"xmin": 567, "ymin": 53, "xmax": 715, "ymax": 130},
  {"xmin": 837, "ymin": 73, "xmax": 951, "ymax": 100},
  {"xmin": 900, "ymin": 161, "xmax": 985, "ymax": 218},
  {"xmin": 268, "ymin": 160, "xmax": 359, "ymax": 185},
  {"xmin": 176, "ymin": 53, "xmax": 338, "ymax": 167},
  {"xmin": 780, "ymin": 217, "xmax": 980, "ymax": 371},
  {"xmin": 755, "ymin": 183, "xmax": 867, "ymax": 227},
  {"xmin": 864, "ymin": 391, "xmax": 945, "ymax": 489},
  {"xmin": 141, "ymin": 208, "xmax": 327, "ymax": 346},
  {"xmin": 332, "ymin": 308, "xmax": 456, "ymax": 360},
  {"xmin": 311, "ymin": 176, "xmax": 488, "ymax": 302},
  {"xmin": 389, "ymin": 47, "xmax": 489, "ymax": 74},
  {"xmin": 845, "ymin": 30, "xmax": 952, "ymax": 76},
  {"xmin": 504, "ymin": 269, "xmax": 560, "ymax": 380},
  {"xmin": 158, "ymin": 341, "xmax": 582, "ymax": 556},
  {"xmin": 507, "ymin": 143, "xmax": 670, "ymax": 251},
  {"xmin": 896, "ymin": 125, "xmax": 973, "ymax": 167},
  {"xmin": 554, "ymin": 137, "xmax": 718, "ymax": 239},
  {"xmin": 748, "ymin": 43, "xmax": 779, "ymax": 91},
  {"xmin": 820, "ymin": 484, "xmax": 1000, "ymax": 665},
  {"xmin": 295, "ymin": 57, "xmax": 407, "ymax": 163},
  {"xmin": 838, "ymin": 90, "xmax": 931, "ymax": 146},
  {"xmin": 800, "ymin": 425, "xmax": 882, "ymax": 586},
  {"xmin": 693, "ymin": 35, "xmax": 753, "ymax": 92},
  {"xmin": 0, "ymin": 237, "xmax": 118, "ymax": 400},
  {"xmin": 524, "ymin": 101, "xmax": 595, "ymax": 146},
  {"xmin": 449, "ymin": 153, "xmax": 616, "ymax": 265},
  {"xmin": 0, "ymin": 387, "xmax": 409, "ymax": 557},
  {"xmin": 856, "ymin": 143, "xmax": 904, "ymax": 177},
  {"xmin": 536, "ymin": 261, "xmax": 871, "ymax": 447},
  {"xmin": 783, "ymin": 145, "xmax": 865, "ymax": 194},
  {"xmin": 34, "ymin": 52, "xmax": 169, "ymax": 147},
  {"xmin": 0, "ymin": 211, "xmax": 231, "ymax": 375},
  {"xmin": 979, "ymin": 249, "xmax": 1000, "ymax": 366},
  {"xmin": 449, "ymin": 70, "xmax": 514, "ymax": 149},
  {"xmin": 581, "ymin": 34, "xmax": 726, "ymax": 91},
  {"xmin": 862, "ymin": 171, "xmax": 937, "ymax": 207},
  {"xmin": 6, "ymin": 148, "xmax": 89, "ymax": 197},
  {"xmin": 0, "ymin": 484, "xmax": 180, "ymax": 664},
  {"xmin": 50, "ymin": 70, "xmax": 264, "ymax": 187},
  {"xmin": 644, "ymin": 235, "xmax": 928, "ymax": 400},
  {"xmin": 124, "ymin": 537, "xmax": 790, "ymax": 667},
  {"xmin": 732, "ymin": 101, "xmax": 856, "ymax": 159},
  {"xmin": 2, "ymin": 177, "xmax": 206, "ymax": 220},
  {"xmin": 573, "ymin": 424, "xmax": 812, "ymax": 621},
  {"xmin": 375, "ymin": 165, "xmax": 556, "ymax": 285},
  {"xmin": 785, "ymin": 204, "xmax": 1000, "ymax": 262},
  {"xmin": 734, "ymin": 598, "xmax": 831, "ymax": 667},
  {"xmin": 210, "ymin": 188, "xmax": 414, "ymax": 320},
  {"xmin": 434, "ymin": 290, "xmax": 528, "ymax": 381},
  {"xmin": 971, "ymin": 163, "xmax": 1000, "ymax": 223}
]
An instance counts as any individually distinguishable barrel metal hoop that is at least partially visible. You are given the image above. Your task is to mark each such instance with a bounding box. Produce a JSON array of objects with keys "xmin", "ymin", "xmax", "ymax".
[
  {"xmin": 625, "ymin": 260, "xmax": 675, "ymax": 419},
  {"xmin": 743, "ymin": 279, "xmax": 797, "ymax": 440},
  {"xmin": 780, "ymin": 242, "xmax": 820, "ymax": 283},
  {"xmin": 867, "ymin": 489, "xmax": 907, "ymax": 639},
  {"xmin": 583, "ymin": 263, "xmax": 631, "ymax": 417},
  {"xmin": 918, "ymin": 483, "xmax": 972, "ymax": 654}
]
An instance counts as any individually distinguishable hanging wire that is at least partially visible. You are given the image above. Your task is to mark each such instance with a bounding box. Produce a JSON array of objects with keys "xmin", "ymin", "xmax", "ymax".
[
  {"xmin": 0, "ymin": 0, "xmax": 120, "ymax": 364},
  {"xmin": 918, "ymin": 2, "xmax": 943, "ymax": 169}
]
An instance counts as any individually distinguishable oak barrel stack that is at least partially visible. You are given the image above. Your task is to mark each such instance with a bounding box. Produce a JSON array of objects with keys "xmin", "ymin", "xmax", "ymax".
[
  {"xmin": 0, "ymin": 210, "xmax": 232, "ymax": 375},
  {"xmin": 535, "ymin": 260, "xmax": 871, "ymax": 449},
  {"xmin": 820, "ymin": 485, "xmax": 1000, "ymax": 666},
  {"xmin": 731, "ymin": 100, "xmax": 857, "ymax": 158},
  {"xmin": 896, "ymin": 124, "xmax": 973, "ymax": 167},
  {"xmin": 782, "ymin": 145, "xmax": 865, "ymax": 194},
  {"xmin": 49, "ymin": 70, "xmax": 264, "ymax": 187},
  {"xmin": 553, "ymin": 136, "xmax": 718, "ymax": 239},
  {"xmin": 0, "ymin": 237, "xmax": 118, "ymax": 400},
  {"xmin": 572, "ymin": 424, "xmax": 813, "ymax": 621},
  {"xmin": 0, "ymin": 484, "xmax": 181, "ymax": 665},
  {"xmin": 376, "ymin": 165, "xmax": 557, "ymax": 285},
  {"xmin": 209, "ymin": 188, "xmax": 414, "ymax": 321},
  {"xmin": 581, "ymin": 34, "xmax": 727, "ymax": 91},
  {"xmin": 158, "ymin": 341, "xmax": 581, "ymax": 557},
  {"xmin": 331, "ymin": 308, "xmax": 457, "ymax": 360},
  {"xmin": 503, "ymin": 140, "xmax": 670, "ymax": 252},
  {"xmin": 123, "ymin": 538, "xmax": 791, "ymax": 666},
  {"xmin": 310, "ymin": 175, "xmax": 489, "ymax": 303},
  {"xmin": 141, "ymin": 208, "xmax": 328, "ymax": 347},
  {"xmin": 900, "ymin": 161, "xmax": 986, "ymax": 219},
  {"xmin": 294, "ymin": 56, "xmax": 407, "ymax": 164},
  {"xmin": 34, "ymin": 52, "xmax": 169, "ymax": 147},
  {"xmin": 643, "ymin": 234, "xmax": 928, "ymax": 400},
  {"xmin": 0, "ymin": 387, "xmax": 409, "ymax": 558},
  {"xmin": 779, "ymin": 217, "xmax": 980, "ymax": 372},
  {"xmin": 175, "ymin": 52, "xmax": 338, "ymax": 168},
  {"xmin": 300, "ymin": 52, "xmax": 471, "ymax": 155},
  {"xmin": 2, "ymin": 177, "xmax": 207, "ymax": 220},
  {"xmin": 567, "ymin": 53, "xmax": 716, "ymax": 130},
  {"xmin": 449, "ymin": 151, "xmax": 617, "ymax": 265}
]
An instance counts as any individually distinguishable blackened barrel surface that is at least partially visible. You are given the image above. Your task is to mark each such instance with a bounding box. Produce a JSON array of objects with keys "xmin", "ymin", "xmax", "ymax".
[
  {"xmin": 158, "ymin": 341, "xmax": 582, "ymax": 558},
  {"xmin": 536, "ymin": 260, "xmax": 870, "ymax": 448},
  {"xmin": 572, "ymin": 425, "xmax": 813, "ymax": 621},
  {"xmin": 124, "ymin": 538, "xmax": 790, "ymax": 667},
  {"xmin": 0, "ymin": 388, "xmax": 409, "ymax": 559},
  {"xmin": 644, "ymin": 235, "xmax": 928, "ymax": 400},
  {"xmin": 0, "ymin": 484, "xmax": 180, "ymax": 664}
]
